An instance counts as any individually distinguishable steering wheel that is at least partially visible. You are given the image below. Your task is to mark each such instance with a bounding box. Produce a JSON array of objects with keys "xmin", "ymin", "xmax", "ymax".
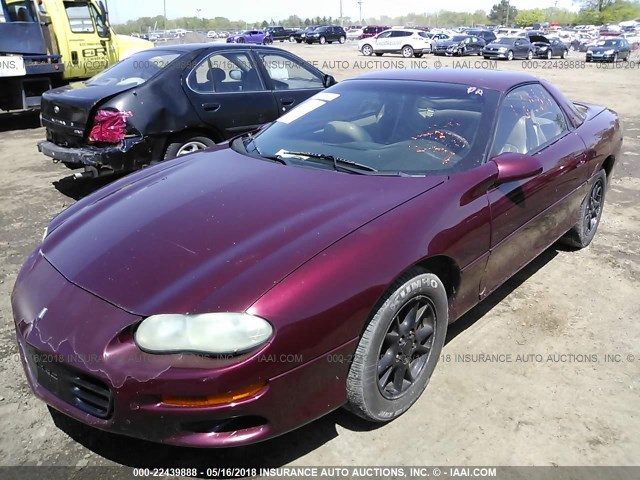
[{"xmin": 410, "ymin": 129, "xmax": 471, "ymax": 164}]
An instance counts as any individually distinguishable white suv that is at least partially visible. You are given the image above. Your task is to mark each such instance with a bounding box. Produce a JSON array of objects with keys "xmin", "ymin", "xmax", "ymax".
[{"xmin": 359, "ymin": 28, "xmax": 433, "ymax": 58}]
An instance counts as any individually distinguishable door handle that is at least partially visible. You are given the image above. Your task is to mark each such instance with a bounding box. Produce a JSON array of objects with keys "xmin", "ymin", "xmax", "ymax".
[
  {"xmin": 202, "ymin": 103, "xmax": 220, "ymax": 112},
  {"xmin": 281, "ymin": 98, "xmax": 295, "ymax": 107}
]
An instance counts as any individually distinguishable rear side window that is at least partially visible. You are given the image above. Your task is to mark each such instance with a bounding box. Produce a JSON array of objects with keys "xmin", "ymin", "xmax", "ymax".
[
  {"xmin": 493, "ymin": 84, "xmax": 569, "ymax": 155},
  {"xmin": 86, "ymin": 50, "xmax": 181, "ymax": 87},
  {"xmin": 189, "ymin": 51, "xmax": 264, "ymax": 93}
]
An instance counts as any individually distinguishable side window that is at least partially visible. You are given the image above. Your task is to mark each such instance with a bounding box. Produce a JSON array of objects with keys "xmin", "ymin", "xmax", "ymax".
[
  {"xmin": 89, "ymin": 3, "xmax": 109, "ymax": 38},
  {"xmin": 259, "ymin": 53, "xmax": 323, "ymax": 90},
  {"xmin": 377, "ymin": 31, "xmax": 392, "ymax": 39},
  {"xmin": 189, "ymin": 52, "xmax": 264, "ymax": 93},
  {"xmin": 65, "ymin": 3, "xmax": 94, "ymax": 33},
  {"xmin": 493, "ymin": 84, "xmax": 569, "ymax": 156}
]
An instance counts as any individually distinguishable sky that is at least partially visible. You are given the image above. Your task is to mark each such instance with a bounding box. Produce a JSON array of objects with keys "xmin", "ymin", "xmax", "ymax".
[{"xmin": 106, "ymin": 0, "xmax": 580, "ymax": 24}]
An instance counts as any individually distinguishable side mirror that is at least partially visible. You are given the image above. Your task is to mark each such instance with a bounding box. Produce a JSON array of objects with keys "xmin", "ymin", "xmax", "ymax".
[
  {"xmin": 229, "ymin": 69, "xmax": 243, "ymax": 81},
  {"xmin": 323, "ymin": 74, "xmax": 337, "ymax": 88},
  {"xmin": 491, "ymin": 153, "xmax": 543, "ymax": 185}
]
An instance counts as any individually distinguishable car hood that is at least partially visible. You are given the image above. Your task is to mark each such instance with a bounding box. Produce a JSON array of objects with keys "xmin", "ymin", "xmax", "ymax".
[
  {"xmin": 529, "ymin": 35, "xmax": 550, "ymax": 44},
  {"xmin": 437, "ymin": 39, "xmax": 461, "ymax": 46},
  {"xmin": 42, "ymin": 148, "xmax": 445, "ymax": 316},
  {"xmin": 485, "ymin": 42, "xmax": 515, "ymax": 48}
]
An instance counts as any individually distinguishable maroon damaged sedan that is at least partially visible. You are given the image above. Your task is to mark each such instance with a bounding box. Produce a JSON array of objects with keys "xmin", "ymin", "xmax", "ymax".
[{"xmin": 12, "ymin": 69, "xmax": 621, "ymax": 448}]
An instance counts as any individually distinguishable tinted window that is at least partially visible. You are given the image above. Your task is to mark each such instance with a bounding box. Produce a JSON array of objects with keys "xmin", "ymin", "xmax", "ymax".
[
  {"xmin": 189, "ymin": 51, "xmax": 264, "ymax": 93},
  {"xmin": 493, "ymin": 84, "xmax": 569, "ymax": 155},
  {"xmin": 250, "ymin": 80, "xmax": 499, "ymax": 175},
  {"xmin": 258, "ymin": 52, "xmax": 323, "ymax": 90},
  {"xmin": 86, "ymin": 50, "xmax": 181, "ymax": 87}
]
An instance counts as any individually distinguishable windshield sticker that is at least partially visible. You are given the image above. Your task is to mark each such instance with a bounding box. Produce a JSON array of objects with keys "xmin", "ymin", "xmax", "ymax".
[
  {"xmin": 277, "ymin": 99, "xmax": 326, "ymax": 124},
  {"xmin": 467, "ymin": 87, "xmax": 483, "ymax": 96}
]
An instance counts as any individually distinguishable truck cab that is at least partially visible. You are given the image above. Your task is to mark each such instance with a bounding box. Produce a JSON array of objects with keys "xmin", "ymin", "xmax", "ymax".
[{"xmin": 0, "ymin": 0, "xmax": 152, "ymax": 111}]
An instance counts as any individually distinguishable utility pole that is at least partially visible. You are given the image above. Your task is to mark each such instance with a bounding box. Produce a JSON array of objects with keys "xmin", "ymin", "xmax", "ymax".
[
  {"xmin": 505, "ymin": 1, "xmax": 510, "ymax": 27},
  {"xmin": 358, "ymin": 0, "xmax": 363, "ymax": 26},
  {"xmin": 163, "ymin": 0, "xmax": 167, "ymax": 29},
  {"xmin": 339, "ymin": 0, "xmax": 343, "ymax": 26}
]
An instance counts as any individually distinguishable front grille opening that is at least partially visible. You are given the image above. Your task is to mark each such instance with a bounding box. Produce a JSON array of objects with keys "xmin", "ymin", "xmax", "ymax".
[
  {"xmin": 183, "ymin": 416, "xmax": 267, "ymax": 434},
  {"xmin": 70, "ymin": 375, "xmax": 113, "ymax": 419},
  {"xmin": 28, "ymin": 346, "xmax": 114, "ymax": 419}
]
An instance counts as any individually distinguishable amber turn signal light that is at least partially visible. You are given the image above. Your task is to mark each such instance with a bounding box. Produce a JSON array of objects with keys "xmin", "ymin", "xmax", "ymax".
[{"xmin": 161, "ymin": 382, "xmax": 266, "ymax": 407}]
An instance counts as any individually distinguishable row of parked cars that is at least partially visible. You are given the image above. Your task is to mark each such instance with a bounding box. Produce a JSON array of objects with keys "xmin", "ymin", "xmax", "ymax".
[
  {"xmin": 221, "ymin": 25, "xmax": 349, "ymax": 45},
  {"xmin": 358, "ymin": 27, "xmax": 633, "ymax": 62}
]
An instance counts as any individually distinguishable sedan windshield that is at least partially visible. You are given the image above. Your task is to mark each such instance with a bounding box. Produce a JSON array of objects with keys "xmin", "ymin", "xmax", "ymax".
[
  {"xmin": 86, "ymin": 50, "xmax": 181, "ymax": 87},
  {"xmin": 595, "ymin": 39, "xmax": 621, "ymax": 46},
  {"xmin": 498, "ymin": 37, "xmax": 518, "ymax": 45},
  {"xmin": 244, "ymin": 80, "xmax": 499, "ymax": 176}
]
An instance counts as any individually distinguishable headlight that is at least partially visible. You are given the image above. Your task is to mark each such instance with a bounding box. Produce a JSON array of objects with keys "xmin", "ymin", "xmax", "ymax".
[
  {"xmin": 604, "ymin": 49, "xmax": 614, "ymax": 54},
  {"xmin": 498, "ymin": 47, "xmax": 507, "ymax": 52},
  {"xmin": 539, "ymin": 46, "xmax": 548, "ymax": 50},
  {"xmin": 587, "ymin": 49, "xmax": 593, "ymax": 53},
  {"xmin": 135, "ymin": 313, "xmax": 273, "ymax": 355}
]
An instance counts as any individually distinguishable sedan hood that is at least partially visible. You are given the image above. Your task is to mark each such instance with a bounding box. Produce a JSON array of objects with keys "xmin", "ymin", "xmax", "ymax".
[{"xmin": 42, "ymin": 148, "xmax": 445, "ymax": 316}]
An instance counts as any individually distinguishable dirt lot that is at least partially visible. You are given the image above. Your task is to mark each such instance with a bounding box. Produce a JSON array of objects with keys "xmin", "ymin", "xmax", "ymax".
[{"xmin": 1, "ymin": 43, "xmax": 639, "ymax": 471}]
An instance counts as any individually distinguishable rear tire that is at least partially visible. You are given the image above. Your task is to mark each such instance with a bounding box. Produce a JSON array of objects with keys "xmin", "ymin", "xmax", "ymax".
[
  {"xmin": 401, "ymin": 45, "xmax": 414, "ymax": 58},
  {"xmin": 164, "ymin": 134, "xmax": 216, "ymax": 160},
  {"xmin": 339, "ymin": 36, "xmax": 346, "ymax": 44},
  {"xmin": 346, "ymin": 269, "xmax": 448, "ymax": 422},
  {"xmin": 319, "ymin": 36, "xmax": 326, "ymax": 45},
  {"xmin": 560, "ymin": 170, "xmax": 606, "ymax": 249}
]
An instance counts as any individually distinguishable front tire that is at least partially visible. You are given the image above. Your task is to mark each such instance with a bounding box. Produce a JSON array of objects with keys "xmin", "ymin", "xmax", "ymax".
[
  {"xmin": 527, "ymin": 50, "xmax": 533, "ymax": 60},
  {"xmin": 560, "ymin": 170, "xmax": 606, "ymax": 249},
  {"xmin": 506, "ymin": 50, "xmax": 514, "ymax": 61},
  {"xmin": 289, "ymin": 35, "xmax": 295, "ymax": 42},
  {"xmin": 319, "ymin": 36, "xmax": 326, "ymax": 45},
  {"xmin": 361, "ymin": 44, "xmax": 373, "ymax": 56},
  {"xmin": 346, "ymin": 269, "xmax": 448, "ymax": 422},
  {"xmin": 561, "ymin": 49, "xmax": 568, "ymax": 59},
  {"xmin": 339, "ymin": 36, "xmax": 346, "ymax": 44}
]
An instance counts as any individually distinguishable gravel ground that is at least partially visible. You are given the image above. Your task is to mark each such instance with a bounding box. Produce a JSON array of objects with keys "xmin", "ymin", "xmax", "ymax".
[{"xmin": 0, "ymin": 43, "xmax": 639, "ymax": 474}]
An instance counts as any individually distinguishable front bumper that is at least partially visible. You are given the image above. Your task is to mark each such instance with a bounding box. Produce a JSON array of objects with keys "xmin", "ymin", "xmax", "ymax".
[
  {"xmin": 586, "ymin": 53, "xmax": 616, "ymax": 61},
  {"xmin": 12, "ymin": 252, "xmax": 354, "ymax": 447},
  {"xmin": 482, "ymin": 51, "xmax": 507, "ymax": 59},
  {"xmin": 38, "ymin": 137, "xmax": 148, "ymax": 173}
]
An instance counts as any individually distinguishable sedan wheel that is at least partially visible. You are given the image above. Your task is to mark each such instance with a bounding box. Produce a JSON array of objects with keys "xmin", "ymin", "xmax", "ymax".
[
  {"xmin": 562, "ymin": 49, "xmax": 568, "ymax": 59},
  {"xmin": 164, "ymin": 135, "xmax": 216, "ymax": 160},
  {"xmin": 361, "ymin": 44, "xmax": 373, "ymax": 56},
  {"xmin": 319, "ymin": 36, "xmax": 326, "ymax": 45},
  {"xmin": 561, "ymin": 170, "xmax": 606, "ymax": 249},
  {"xmin": 527, "ymin": 50, "xmax": 533, "ymax": 60},
  {"xmin": 346, "ymin": 269, "xmax": 448, "ymax": 421},
  {"xmin": 507, "ymin": 50, "xmax": 514, "ymax": 61},
  {"xmin": 237, "ymin": 37, "xmax": 245, "ymax": 44},
  {"xmin": 401, "ymin": 45, "xmax": 414, "ymax": 58},
  {"xmin": 339, "ymin": 36, "xmax": 346, "ymax": 44},
  {"xmin": 612, "ymin": 53, "xmax": 618, "ymax": 63},
  {"xmin": 289, "ymin": 35, "xmax": 295, "ymax": 42},
  {"xmin": 546, "ymin": 50, "xmax": 552, "ymax": 59}
]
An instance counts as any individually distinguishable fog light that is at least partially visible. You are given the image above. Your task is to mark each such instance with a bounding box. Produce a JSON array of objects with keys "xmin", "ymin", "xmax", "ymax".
[{"xmin": 161, "ymin": 382, "xmax": 266, "ymax": 407}]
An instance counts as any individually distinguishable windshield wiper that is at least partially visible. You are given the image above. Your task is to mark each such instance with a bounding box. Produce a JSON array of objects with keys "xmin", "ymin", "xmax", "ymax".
[{"xmin": 276, "ymin": 150, "xmax": 378, "ymax": 174}]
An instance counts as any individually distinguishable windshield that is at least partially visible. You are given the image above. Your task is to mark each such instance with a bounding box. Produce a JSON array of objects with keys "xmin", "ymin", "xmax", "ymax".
[
  {"xmin": 451, "ymin": 36, "xmax": 467, "ymax": 42},
  {"xmin": 595, "ymin": 39, "xmax": 620, "ymax": 46},
  {"xmin": 243, "ymin": 80, "xmax": 499, "ymax": 176},
  {"xmin": 86, "ymin": 50, "xmax": 181, "ymax": 87},
  {"xmin": 499, "ymin": 37, "xmax": 517, "ymax": 44}
]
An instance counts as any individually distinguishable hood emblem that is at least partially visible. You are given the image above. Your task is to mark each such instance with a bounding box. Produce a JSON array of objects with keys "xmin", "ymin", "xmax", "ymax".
[
  {"xmin": 34, "ymin": 307, "xmax": 48, "ymax": 326},
  {"xmin": 53, "ymin": 106, "xmax": 60, "ymax": 114}
]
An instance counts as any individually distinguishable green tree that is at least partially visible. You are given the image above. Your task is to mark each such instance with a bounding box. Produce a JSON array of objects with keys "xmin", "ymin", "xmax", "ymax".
[
  {"xmin": 514, "ymin": 9, "xmax": 545, "ymax": 27},
  {"xmin": 489, "ymin": 0, "xmax": 518, "ymax": 25}
]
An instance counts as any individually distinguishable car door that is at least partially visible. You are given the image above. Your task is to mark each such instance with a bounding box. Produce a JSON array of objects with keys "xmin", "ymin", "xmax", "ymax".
[
  {"xmin": 254, "ymin": 50, "xmax": 326, "ymax": 114},
  {"xmin": 374, "ymin": 31, "xmax": 394, "ymax": 51},
  {"xmin": 481, "ymin": 83, "xmax": 589, "ymax": 297},
  {"xmin": 183, "ymin": 50, "xmax": 278, "ymax": 138},
  {"xmin": 61, "ymin": 0, "xmax": 113, "ymax": 79}
]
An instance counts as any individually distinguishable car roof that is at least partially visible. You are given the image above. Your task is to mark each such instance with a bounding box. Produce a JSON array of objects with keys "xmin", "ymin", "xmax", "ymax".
[
  {"xmin": 149, "ymin": 43, "xmax": 276, "ymax": 54},
  {"xmin": 347, "ymin": 68, "xmax": 540, "ymax": 92}
]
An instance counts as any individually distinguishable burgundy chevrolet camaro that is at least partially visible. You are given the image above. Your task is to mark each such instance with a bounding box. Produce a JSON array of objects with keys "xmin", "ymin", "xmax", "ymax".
[{"xmin": 12, "ymin": 69, "xmax": 621, "ymax": 448}]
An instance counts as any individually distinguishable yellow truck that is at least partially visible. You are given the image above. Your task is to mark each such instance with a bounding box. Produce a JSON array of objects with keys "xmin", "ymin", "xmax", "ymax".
[{"xmin": 0, "ymin": 0, "xmax": 152, "ymax": 110}]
